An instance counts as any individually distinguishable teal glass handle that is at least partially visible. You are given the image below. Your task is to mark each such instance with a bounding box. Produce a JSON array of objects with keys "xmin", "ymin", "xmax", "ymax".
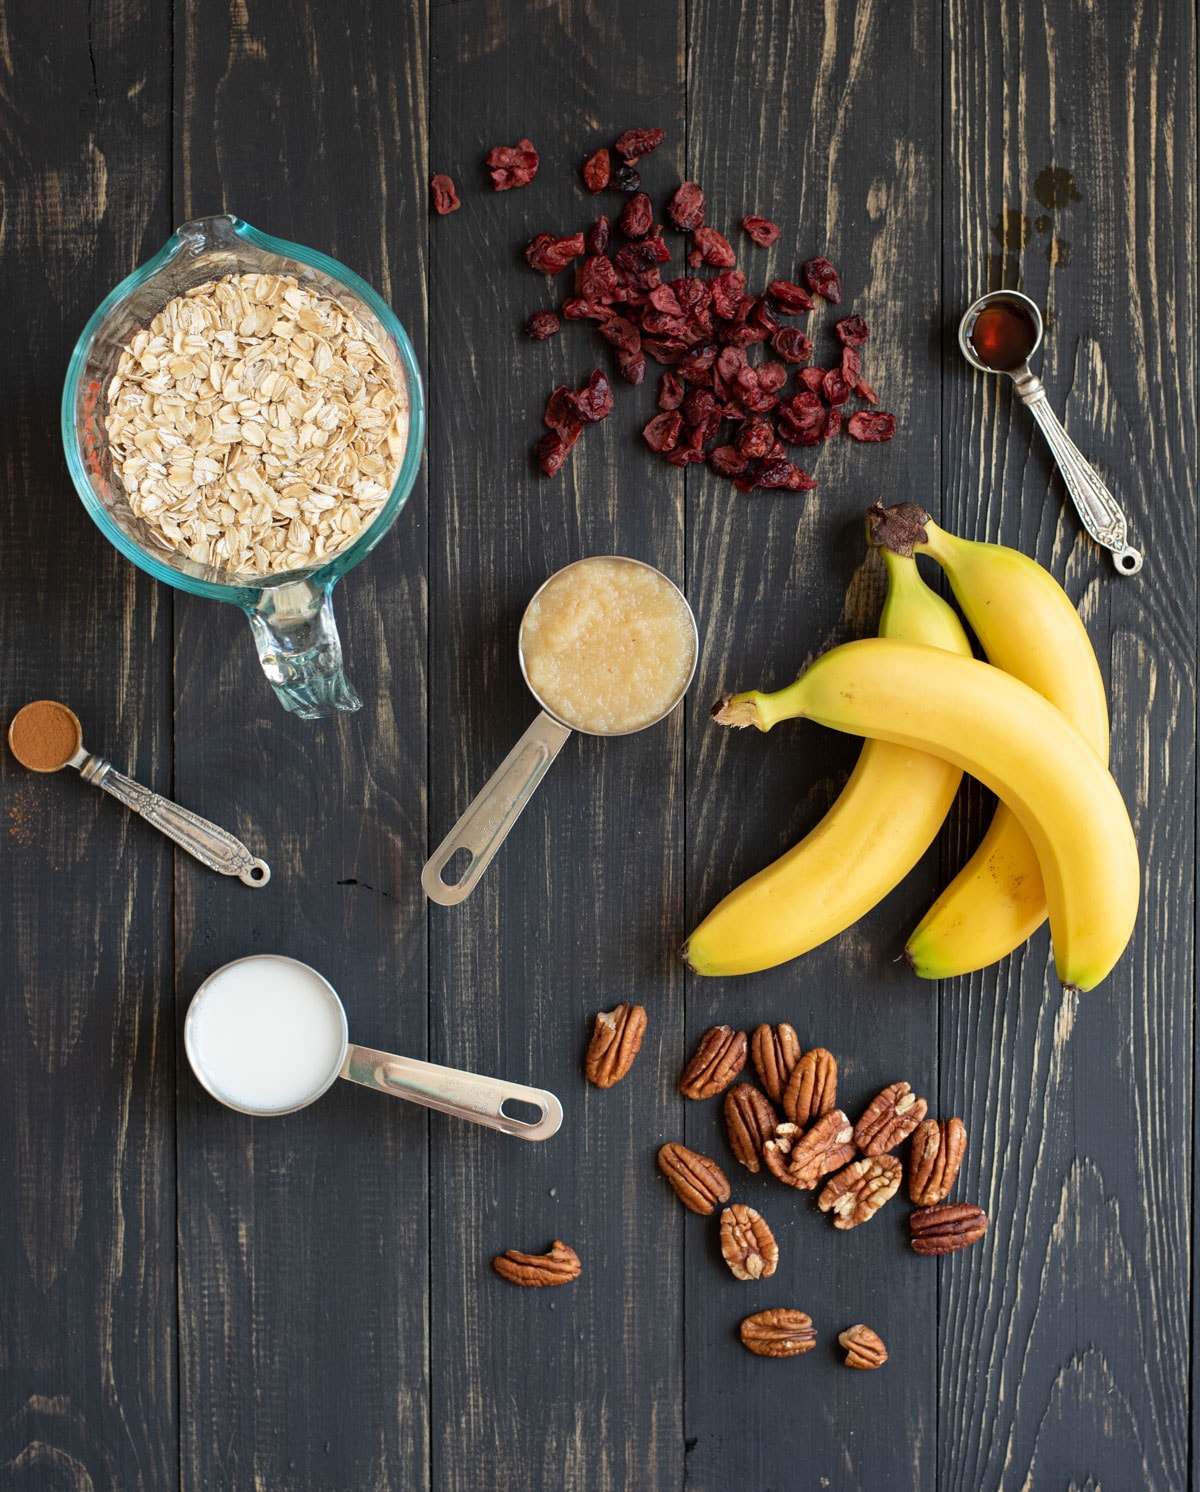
[{"xmin": 246, "ymin": 578, "xmax": 362, "ymax": 719}]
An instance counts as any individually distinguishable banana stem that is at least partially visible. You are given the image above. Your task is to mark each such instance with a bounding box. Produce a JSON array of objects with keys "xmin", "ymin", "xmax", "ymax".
[
  {"xmin": 711, "ymin": 682, "xmax": 808, "ymax": 732},
  {"xmin": 866, "ymin": 501, "xmax": 933, "ymax": 557}
]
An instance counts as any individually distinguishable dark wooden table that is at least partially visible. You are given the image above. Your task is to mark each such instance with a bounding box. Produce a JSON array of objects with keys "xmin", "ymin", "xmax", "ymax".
[{"xmin": 2, "ymin": 2, "xmax": 1195, "ymax": 1488}]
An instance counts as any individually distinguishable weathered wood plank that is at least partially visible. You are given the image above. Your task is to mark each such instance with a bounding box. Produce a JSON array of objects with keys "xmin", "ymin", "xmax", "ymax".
[
  {"xmin": 940, "ymin": 0, "xmax": 1196, "ymax": 1486},
  {"xmin": 0, "ymin": 1, "xmax": 177, "ymax": 1488},
  {"xmin": 682, "ymin": 2, "xmax": 945, "ymax": 1488},
  {"xmin": 173, "ymin": 2, "xmax": 431, "ymax": 1488},
  {"xmin": 425, "ymin": 5, "xmax": 687, "ymax": 1489}
]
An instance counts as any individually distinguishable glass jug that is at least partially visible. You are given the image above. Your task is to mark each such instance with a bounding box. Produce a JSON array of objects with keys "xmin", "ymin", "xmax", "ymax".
[{"xmin": 62, "ymin": 215, "xmax": 425, "ymax": 719}]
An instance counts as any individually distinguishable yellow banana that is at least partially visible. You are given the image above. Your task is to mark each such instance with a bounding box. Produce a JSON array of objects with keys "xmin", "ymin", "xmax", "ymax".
[
  {"xmin": 683, "ymin": 550, "xmax": 971, "ymax": 977},
  {"xmin": 713, "ymin": 638, "xmax": 1138, "ymax": 992},
  {"xmin": 866, "ymin": 503, "xmax": 1110, "ymax": 978}
]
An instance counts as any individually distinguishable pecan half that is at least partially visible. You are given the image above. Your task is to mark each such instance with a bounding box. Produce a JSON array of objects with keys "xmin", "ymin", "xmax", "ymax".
[
  {"xmin": 762, "ymin": 1122, "xmax": 805, "ymax": 1188},
  {"xmin": 723, "ymin": 1083, "xmax": 777, "ymax": 1172},
  {"xmin": 492, "ymin": 1240, "xmax": 581, "ymax": 1286},
  {"xmin": 782, "ymin": 1046, "xmax": 837, "ymax": 1127},
  {"xmin": 817, "ymin": 1155, "xmax": 902, "ymax": 1229},
  {"xmin": 854, "ymin": 1081, "xmax": 928, "ymax": 1155},
  {"xmin": 719, "ymin": 1204, "xmax": 779, "ymax": 1280},
  {"xmin": 910, "ymin": 1202, "xmax": 988, "ymax": 1255},
  {"xmin": 750, "ymin": 1023, "xmax": 802, "ymax": 1105},
  {"xmin": 680, "ymin": 1025, "xmax": 748, "ymax": 1099},
  {"xmin": 839, "ymin": 1324, "xmax": 888, "ymax": 1369},
  {"xmin": 741, "ymin": 1309, "xmax": 816, "ymax": 1358},
  {"xmin": 584, "ymin": 1002, "xmax": 648, "ymax": 1088},
  {"xmin": 908, "ymin": 1116, "xmax": 967, "ymax": 1205},
  {"xmin": 787, "ymin": 1109, "xmax": 856, "ymax": 1189},
  {"xmin": 657, "ymin": 1142, "xmax": 731, "ymax": 1215}
]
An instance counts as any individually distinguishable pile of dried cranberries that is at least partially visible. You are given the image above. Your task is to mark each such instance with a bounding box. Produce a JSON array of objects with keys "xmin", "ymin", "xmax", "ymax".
[{"xmin": 432, "ymin": 131, "xmax": 897, "ymax": 489}]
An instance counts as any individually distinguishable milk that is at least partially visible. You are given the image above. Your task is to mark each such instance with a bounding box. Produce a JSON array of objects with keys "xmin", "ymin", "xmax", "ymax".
[{"xmin": 187, "ymin": 956, "xmax": 347, "ymax": 1113}]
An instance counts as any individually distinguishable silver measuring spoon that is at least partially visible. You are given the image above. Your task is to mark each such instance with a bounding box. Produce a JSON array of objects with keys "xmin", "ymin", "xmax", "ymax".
[
  {"xmin": 8, "ymin": 700, "xmax": 270, "ymax": 886},
  {"xmin": 422, "ymin": 556, "xmax": 698, "ymax": 905},
  {"xmin": 957, "ymin": 289, "xmax": 1142, "ymax": 574},
  {"xmin": 185, "ymin": 954, "xmax": 563, "ymax": 1138}
]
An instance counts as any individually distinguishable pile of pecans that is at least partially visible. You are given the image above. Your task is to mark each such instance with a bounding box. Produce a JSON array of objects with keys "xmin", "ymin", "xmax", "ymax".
[
  {"xmin": 661, "ymin": 1021, "xmax": 988, "ymax": 1361},
  {"xmin": 430, "ymin": 127, "xmax": 896, "ymax": 490}
]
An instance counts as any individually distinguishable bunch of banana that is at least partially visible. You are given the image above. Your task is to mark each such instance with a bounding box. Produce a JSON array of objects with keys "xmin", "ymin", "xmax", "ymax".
[
  {"xmin": 866, "ymin": 502, "xmax": 1110, "ymax": 979},
  {"xmin": 687, "ymin": 505, "xmax": 1139, "ymax": 993},
  {"xmin": 683, "ymin": 544, "xmax": 971, "ymax": 977}
]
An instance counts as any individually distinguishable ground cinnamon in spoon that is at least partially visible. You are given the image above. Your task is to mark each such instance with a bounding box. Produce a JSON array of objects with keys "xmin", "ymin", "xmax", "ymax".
[{"xmin": 7, "ymin": 701, "xmax": 82, "ymax": 772}]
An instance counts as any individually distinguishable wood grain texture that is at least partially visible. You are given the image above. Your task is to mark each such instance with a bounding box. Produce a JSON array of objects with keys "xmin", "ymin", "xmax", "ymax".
[
  {"xmin": 2, "ymin": 1, "xmax": 1196, "ymax": 1489},
  {"xmin": 940, "ymin": 0, "xmax": 1196, "ymax": 1486},
  {"xmin": 0, "ymin": 1, "xmax": 177, "ymax": 1489},
  {"xmin": 683, "ymin": 2, "xmax": 944, "ymax": 1487},
  {"xmin": 173, "ymin": 1, "xmax": 431, "ymax": 1488},
  {"xmin": 425, "ymin": 4, "xmax": 687, "ymax": 1489}
]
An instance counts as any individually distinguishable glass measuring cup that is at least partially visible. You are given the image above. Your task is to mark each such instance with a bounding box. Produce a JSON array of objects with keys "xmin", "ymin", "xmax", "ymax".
[
  {"xmin": 184, "ymin": 954, "xmax": 563, "ymax": 1138},
  {"xmin": 62, "ymin": 215, "xmax": 425, "ymax": 718},
  {"xmin": 422, "ymin": 555, "xmax": 698, "ymax": 905},
  {"xmin": 957, "ymin": 289, "xmax": 1141, "ymax": 574}
]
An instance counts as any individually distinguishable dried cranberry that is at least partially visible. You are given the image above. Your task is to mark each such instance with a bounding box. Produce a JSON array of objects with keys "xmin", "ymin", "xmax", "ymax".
[
  {"xmin": 735, "ymin": 421, "xmax": 774, "ymax": 460},
  {"xmin": 822, "ymin": 369, "xmax": 852, "ymax": 407},
  {"xmin": 678, "ymin": 342, "xmax": 719, "ymax": 382},
  {"xmin": 847, "ymin": 411, "xmax": 896, "ymax": 442},
  {"xmin": 615, "ymin": 127, "xmax": 666, "ymax": 163},
  {"xmin": 668, "ymin": 181, "xmax": 706, "ymax": 232},
  {"xmin": 856, "ymin": 380, "xmax": 879, "ymax": 405},
  {"xmin": 690, "ymin": 226, "xmax": 736, "ymax": 268},
  {"xmin": 577, "ymin": 255, "xmax": 619, "ymax": 301},
  {"xmin": 682, "ymin": 388, "xmax": 718, "ymax": 424},
  {"xmin": 598, "ymin": 315, "xmax": 641, "ymax": 354},
  {"xmin": 834, "ymin": 314, "xmax": 869, "ymax": 347},
  {"xmin": 430, "ymin": 174, "xmax": 460, "ymax": 215},
  {"xmin": 708, "ymin": 444, "xmax": 748, "ymax": 477},
  {"xmin": 658, "ymin": 372, "xmax": 684, "ymax": 410},
  {"xmin": 766, "ymin": 279, "xmax": 814, "ymax": 313},
  {"xmin": 525, "ymin": 232, "xmax": 586, "ymax": 274},
  {"xmin": 642, "ymin": 337, "xmax": 684, "ymax": 365},
  {"xmin": 617, "ymin": 348, "xmax": 646, "ymax": 385},
  {"xmin": 614, "ymin": 241, "xmax": 660, "ymax": 275},
  {"xmin": 583, "ymin": 148, "xmax": 611, "ymax": 194},
  {"xmin": 687, "ymin": 408, "xmax": 722, "ymax": 446},
  {"xmin": 613, "ymin": 163, "xmax": 642, "ymax": 193},
  {"xmin": 617, "ymin": 192, "xmax": 654, "ymax": 240},
  {"xmin": 708, "ymin": 270, "xmax": 746, "ymax": 320},
  {"xmin": 777, "ymin": 391, "xmax": 826, "ymax": 446},
  {"xmin": 756, "ymin": 361, "xmax": 788, "ymax": 394},
  {"xmin": 643, "ymin": 412, "xmax": 683, "ymax": 453},
  {"xmin": 562, "ymin": 297, "xmax": 607, "ymax": 321},
  {"xmin": 803, "ymin": 255, "xmax": 842, "ymax": 303},
  {"xmin": 742, "ymin": 215, "xmax": 781, "ymax": 247},
  {"xmin": 585, "ymin": 216, "xmax": 611, "ymax": 256},
  {"xmin": 544, "ymin": 386, "xmax": 577, "ymax": 434},
  {"xmin": 487, "ymin": 138, "xmax": 539, "ymax": 191},
  {"xmin": 671, "ymin": 277, "xmax": 712, "ymax": 318},
  {"xmin": 732, "ymin": 466, "xmax": 760, "ymax": 494},
  {"xmin": 641, "ymin": 309, "xmax": 689, "ymax": 340},
  {"xmin": 643, "ymin": 231, "xmax": 672, "ymax": 264},
  {"xmin": 534, "ymin": 431, "xmax": 569, "ymax": 476},
  {"xmin": 840, "ymin": 346, "xmax": 862, "ymax": 384},
  {"xmin": 771, "ymin": 327, "xmax": 813, "ymax": 364},
  {"xmin": 568, "ymin": 370, "xmax": 614, "ymax": 423},
  {"xmin": 798, "ymin": 367, "xmax": 826, "ymax": 395},
  {"xmin": 823, "ymin": 408, "xmax": 842, "ymax": 440},
  {"xmin": 666, "ymin": 445, "xmax": 707, "ymax": 466},
  {"xmin": 757, "ymin": 457, "xmax": 807, "ymax": 489},
  {"xmin": 527, "ymin": 311, "xmax": 560, "ymax": 341}
]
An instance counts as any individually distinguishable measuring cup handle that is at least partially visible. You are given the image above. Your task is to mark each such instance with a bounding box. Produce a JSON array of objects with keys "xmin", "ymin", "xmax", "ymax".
[
  {"xmin": 340, "ymin": 1045, "xmax": 564, "ymax": 1140},
  {"xmin": 245, "ymin": 577, "xmax": 363, "ymax": 719},
  {"xmin": 87, "ymin": 761, "xmax": 271, "ymax": 886},
  {"xmin": 422, "ymin": 710, "xmax": 572, "ymax": 904},
  {"xmin": 1014, "ymin": 377, "xmax": 1143, "ymax": 574}
]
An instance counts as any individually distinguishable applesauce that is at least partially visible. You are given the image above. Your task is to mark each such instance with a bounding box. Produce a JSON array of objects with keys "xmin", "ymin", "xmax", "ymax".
[{"xmin": 520, "ymin": 557, "xmax": 696, "ymax": 734}]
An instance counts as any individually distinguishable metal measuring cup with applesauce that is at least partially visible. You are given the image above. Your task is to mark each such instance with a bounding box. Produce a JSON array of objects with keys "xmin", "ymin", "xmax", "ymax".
[{"xmin": 422, "ymin": 556, "xmax": 698, "ymax": 904}]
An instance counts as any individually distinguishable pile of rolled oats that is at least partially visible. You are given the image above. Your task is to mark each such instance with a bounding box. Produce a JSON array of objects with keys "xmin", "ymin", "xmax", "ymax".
[{"xmin": 104, "ymin": 273, "xmax": 409, "ymax": 578}]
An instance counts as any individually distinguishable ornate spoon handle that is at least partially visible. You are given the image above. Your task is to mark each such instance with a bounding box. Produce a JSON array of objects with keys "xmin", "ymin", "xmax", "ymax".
[
  {"xmin": 78, "ymin": 755, "xmax": 271, "ymax": 886},
  {"xmin": 1013, "ymin": 373, "xmax": 1143, "ymax": 574}
]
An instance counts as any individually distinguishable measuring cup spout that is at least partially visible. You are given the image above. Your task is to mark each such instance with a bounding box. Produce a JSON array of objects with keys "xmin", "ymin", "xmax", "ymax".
[{"xmin": 245, "ymin": 577, "xmax": 362, "ymax": 718}]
